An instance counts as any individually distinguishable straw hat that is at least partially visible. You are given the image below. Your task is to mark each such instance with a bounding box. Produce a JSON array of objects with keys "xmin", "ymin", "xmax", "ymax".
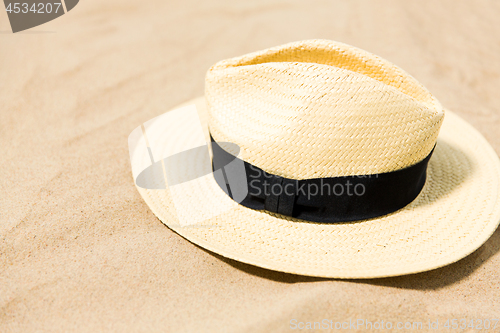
[{"xmin": 128, "ymin": 40, "xmax": 500, "ymax": 278}]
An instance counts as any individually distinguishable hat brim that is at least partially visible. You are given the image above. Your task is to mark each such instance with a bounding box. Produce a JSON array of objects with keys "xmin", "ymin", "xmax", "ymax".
[{"xmin": 132, "ymin": 96, "xmax": 500, "ymax": 278}]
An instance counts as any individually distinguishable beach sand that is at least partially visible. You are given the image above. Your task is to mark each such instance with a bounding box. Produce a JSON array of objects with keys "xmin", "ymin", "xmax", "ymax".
[{"xmin": 1, "ymin": 0, "xmax": 500, "ymax": 331}]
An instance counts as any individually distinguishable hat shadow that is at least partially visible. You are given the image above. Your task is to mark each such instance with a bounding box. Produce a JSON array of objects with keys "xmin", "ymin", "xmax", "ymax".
[
  {"xmin": 199, "ymin": 226, "xmax": 500, "ymax": 289},
  {"xmin": 194, "ymin": 140, "xmax": 500, "ymax": 290}
]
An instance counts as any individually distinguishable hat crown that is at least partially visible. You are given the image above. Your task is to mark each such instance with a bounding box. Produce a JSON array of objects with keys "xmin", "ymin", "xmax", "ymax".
[{"xmin": 206, "ymin": 40, "xmax": 444, "ymax": 179}]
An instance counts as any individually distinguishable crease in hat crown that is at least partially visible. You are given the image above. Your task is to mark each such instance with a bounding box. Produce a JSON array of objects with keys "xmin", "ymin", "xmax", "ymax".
[{"xmin": 205, "ymin": 39, "xmax": 445, "ymax": 179}]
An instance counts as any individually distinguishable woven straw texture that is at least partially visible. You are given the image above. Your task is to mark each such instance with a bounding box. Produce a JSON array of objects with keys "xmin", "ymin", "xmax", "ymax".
[
  {"xmin": 206, "ymin": 40, "xmax": 445, "ymax": 179},
  {"xmin": 136, "ymin": 92, "xmax": 500, "ymax": 278}
]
